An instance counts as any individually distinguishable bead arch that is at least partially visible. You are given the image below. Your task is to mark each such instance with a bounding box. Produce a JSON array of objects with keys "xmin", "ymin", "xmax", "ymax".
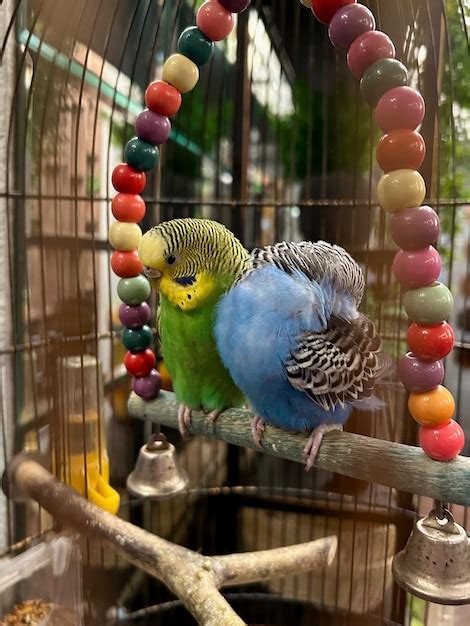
[{"xmin": 110, "ymin": 0, "xmax": 465, "ymax": 461}]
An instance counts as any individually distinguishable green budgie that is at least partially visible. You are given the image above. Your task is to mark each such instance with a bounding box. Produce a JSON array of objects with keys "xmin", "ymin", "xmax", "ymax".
[{"xmin": 138, "ymin": 218, "xmax": 248, "ymax": 435}]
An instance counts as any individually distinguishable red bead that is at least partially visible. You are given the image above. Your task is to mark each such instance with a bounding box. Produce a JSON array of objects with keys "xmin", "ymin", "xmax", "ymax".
[
  {"xmin": 419, "ymin": 420, "xmax": 465, "ymax": 461},
  {"xmin": 111, "ymin": 250, "xmax": 144, "ymax": 278},
  {"xmin": 407, "ymin": 322, "xmax": 455, "ymax": 361},
  {"xmin": 112, "ymin": 164, "xmax": 146, "ymax": 194},
  {"xmin": 197, "ymin": 1, "xmax": 234, "ymax": 41},
  {"xmin": 112, "ymin": 194, "xmax": 146, "ymax": 223},
  {"xmin": 145, "ymin": 80, "xmax": 182, "ymax": 117},
  {"xmin": 311, "ymin": 0, "xmax": 356, "ymax": 25},
  {"xmin": 124, "ymin": 349, "xmax": 156, "ymax": 377}
]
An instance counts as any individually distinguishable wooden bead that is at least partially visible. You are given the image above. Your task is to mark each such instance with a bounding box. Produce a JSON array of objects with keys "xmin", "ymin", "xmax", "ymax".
[
  {"xmin": 361, "ymin": 58, "xmax": 408, "ymax": 107},
  {"xmin": 111, "ymin": 250, "xmax": 144, "ymax": 278},
  {"xmin": 404, "ymin": 281, "xmax": 454, "ymax": 324},
  {"xmin": 112, "ymin": 194, "xmax": 146, "ymax": 223},
  {"xmin": 377, "ymin": 169, "xmax": 426, "ymax": 213},
  {"xmin": 328, "ymin": 4, "xmax": 375, "ymax": 51},
  {"xmin": 145, "ymin": 80, "xmax": 182, "ymax": 117},
  {"xmin": 407, "ymin": 322, "xmax": 455, "ymax": 361},
  {"xmin": 392, "ymin": 246, "xmax": 441, "ymax": 289},
  {"xmin": 125, "ymin": 138, "xmax": 159, "ymax": 172},
  {"xmin": 117, "ymin": 276, "xmax": 151, "ymax": 305},
  {"xmin": 409, "ymin": 385, "xmax": 455, "ymax": 427},
  {"xmin": 419, "ymin": 420, "xmax": 465, "ymax": 461},
  {"xmin": 391, "ymin": 206, "xmax": 439, "ymax": 250},
  {"xmin": 124, "ymin": 349, "xmax": 155, "ymax": 377},
  {"xmin": 162, "ymin": 54, "xmax": 199, "ymax": 94},
  {"xmin": 375, "ymin": 87, "xmax": 425, "ymax": 132},
  {"xmin": 122, "ymin": 325, "xmax": 154, "ymax": 352},
  {"xmin": 112, "ymin": 164, "xmax": 146, "ymax": 194},
  {"xmin": 376, "ymin": 130, "xmax": 426, "ymax": 173},
  {"xmin": 109, "ymin": 222, "xmax": 142, "ymax": 251},
  {"xmin": 178, "ymin": 27, "xmax": 214, "ymax": 67},
  {"xmin": 197, "ymin": 1, "xmax": 234, "ymax": 41},
  {"xmin": 347, "ymin": 31, "xmax": 395, "ymax": 80}
]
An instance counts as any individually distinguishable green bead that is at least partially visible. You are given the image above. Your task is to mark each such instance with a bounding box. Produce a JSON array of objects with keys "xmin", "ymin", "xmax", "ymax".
[
  {"xmin": 404, "ymin": 282, "xmax": 454, "ymax": 324},
  {"xmin": 125, "ymin": 137, "xmax": 159, "ymax": 172},
  {"xmin": 178, "ymin": 27, "xmax": 214, "ymax": 67},
  {"xmin": 122, "ymin": 325, "xmax": 153, "ymax": 351},
  {"xmin": 117, "ymin": 276, "xmax": 151, "ymax": 305},
  {"xmin": 360, "ymin": 59, "xmax": 408, "ymax": 106}
]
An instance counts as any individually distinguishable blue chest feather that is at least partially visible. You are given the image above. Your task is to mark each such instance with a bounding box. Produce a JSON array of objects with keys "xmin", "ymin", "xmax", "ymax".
[{"xmin": 214, "ymin": 266, "xmax": 354, "ymax": 431}]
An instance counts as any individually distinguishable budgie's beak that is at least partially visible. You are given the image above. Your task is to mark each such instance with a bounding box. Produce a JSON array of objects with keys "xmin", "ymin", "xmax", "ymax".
[
  {"xmin": 144, "ymin": 267, "xmax": 162, "ymax": 280},
  {"xmin": 139, "ymin": 231, "xmax": 166, "ymax": 285}
]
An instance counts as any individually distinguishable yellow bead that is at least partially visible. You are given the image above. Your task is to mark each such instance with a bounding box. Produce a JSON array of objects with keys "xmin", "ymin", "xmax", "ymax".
[
  {"xmin": 377, "ymin": 169, "xmax": 426, "ymax": 214},
  {"xmin": 408, "ymin": 385, "xmax": 455, "ymax": 427},
  {"xmin": 109, "ymin": 222, "xmax": 142, "ymax": 251},
  {"xmin": 162, "ymin": 54, "xmax": 199, "ymax": 94}
]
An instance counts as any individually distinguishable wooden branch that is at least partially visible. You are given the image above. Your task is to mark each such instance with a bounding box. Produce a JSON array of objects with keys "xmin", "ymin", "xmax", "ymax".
[
  {"xmin": 128, "ymin": 391, "xmax": 470, "ymax": 507},
  {"xmin": 10, "ymin": 458, "xmax": 336, "ymax": 626}
]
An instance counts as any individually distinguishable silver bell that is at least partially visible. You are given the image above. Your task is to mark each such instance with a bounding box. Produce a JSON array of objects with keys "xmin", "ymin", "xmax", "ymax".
[
  {"xmin": 393, "ymin": 509, "xmax": 470, "ymax": 605},
  {"xmin": 126, "ymin": 433, "xmax": 189, "ymax": 500}
]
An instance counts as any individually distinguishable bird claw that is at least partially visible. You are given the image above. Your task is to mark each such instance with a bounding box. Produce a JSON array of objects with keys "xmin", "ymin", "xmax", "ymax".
[
  {"xmin": 206, "ymin": 409, "xmax": 223, "ymax": 424},
  {"xmin": 304, "ymin": 423, "xmax": 343, "ymax": 471},
  {"xmin": 178, "ymin": 405, "xmax": 193, "ymax": 439},
  {"xmin": 251, "ymin": 415, "xmax": 265, "ymax": 449}
]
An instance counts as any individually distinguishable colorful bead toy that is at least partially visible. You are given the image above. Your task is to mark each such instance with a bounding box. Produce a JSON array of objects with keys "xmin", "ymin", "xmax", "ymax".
[{"xmin": 110, "ymin": 0, "xmax": 464, "ymax": 461}]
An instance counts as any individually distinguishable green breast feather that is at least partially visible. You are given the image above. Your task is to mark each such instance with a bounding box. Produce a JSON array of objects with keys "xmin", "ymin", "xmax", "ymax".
[{"xmin": 160, "ymin": 289, "xmax": 245, "ymax": 410}]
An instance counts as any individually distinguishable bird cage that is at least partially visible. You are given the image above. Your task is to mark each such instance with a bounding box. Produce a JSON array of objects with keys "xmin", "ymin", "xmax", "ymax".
[{"xmin": 0, "ymin": 0, "xmax": 469, "ymax": 625}]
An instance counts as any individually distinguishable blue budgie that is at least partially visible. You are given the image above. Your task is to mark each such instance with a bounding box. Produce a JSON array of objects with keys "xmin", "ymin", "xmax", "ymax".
[{"xmin": 214, "ymin": 240, "xmax": 384, "ymax": 470}]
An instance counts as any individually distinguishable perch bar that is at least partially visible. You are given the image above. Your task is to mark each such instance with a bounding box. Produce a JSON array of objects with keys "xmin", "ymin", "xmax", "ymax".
[
  {"xmin": 11, "ymin": 458, "xmax": 337, "ymax": 626},
  {"xmin": 128, "ymin": 391, "xmax": 470, "ymax": 507}
]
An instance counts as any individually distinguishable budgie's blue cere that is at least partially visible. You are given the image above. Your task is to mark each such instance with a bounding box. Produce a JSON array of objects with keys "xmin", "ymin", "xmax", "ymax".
[{"xmin": 214, "ymin": 241, "xmax": 382, "ymax": 469}]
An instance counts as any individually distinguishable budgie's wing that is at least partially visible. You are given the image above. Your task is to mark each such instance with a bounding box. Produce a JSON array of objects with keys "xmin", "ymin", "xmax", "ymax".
[
  {"xmin": 248, "ymin": 240, "xmax": 365, "ymax": 306},
  {"xmin": 285, "ymin": 314, "xmax": 382, "ymax": 411}
]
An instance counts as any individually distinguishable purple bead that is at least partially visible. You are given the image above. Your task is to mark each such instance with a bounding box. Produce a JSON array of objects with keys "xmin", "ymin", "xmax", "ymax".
[
  {"xmin": 398, "ymin": 352, "xmax": 444, "ymax": 392},
  {"xmin": 392, "ymin": 246, "xmax": 442, "ymax": 289},
  {"xmin": 329, "ymin": 4, "xmax": 376, "ymax": 50},
  {"xmin": 132, "ymin": 369, "xmax": 162, "ymax": 401},
  {"xmin": 391, "ymin": 206, "xmax": 440, "ymax": 250},
  {"xmin": 119, "ymin": 302, "xmax": 151, "ymax": 329},
  {"xmin": 218, "ymin": 0, "xmax": 250, "ymax": 12},
  {"xmin": 136, "ymin": 110, "xmax": 171, "ymax": 146}
]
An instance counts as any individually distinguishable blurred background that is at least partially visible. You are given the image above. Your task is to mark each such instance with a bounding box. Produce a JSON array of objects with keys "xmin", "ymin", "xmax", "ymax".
[{"xmin": 0, "ymin": 0, "xmax": 469, "ymax": 624}]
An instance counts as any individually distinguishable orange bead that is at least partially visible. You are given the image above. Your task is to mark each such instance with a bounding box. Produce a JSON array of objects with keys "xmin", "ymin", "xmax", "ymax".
[
  {"xmin": 376, "ymin": 129, "xmax": 426, "ymax": 173},
  {"xmin": 408, "ymin": 385, "xmax": 455, "ymax": 427}
]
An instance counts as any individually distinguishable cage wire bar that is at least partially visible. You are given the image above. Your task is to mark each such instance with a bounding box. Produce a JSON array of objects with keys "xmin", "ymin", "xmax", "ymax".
[{"xmin": 0, "ymin": 0, "xmax": 469, "ymax": 625}]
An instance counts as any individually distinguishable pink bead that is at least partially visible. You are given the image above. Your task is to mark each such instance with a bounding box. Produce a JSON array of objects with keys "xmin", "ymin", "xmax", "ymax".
[
  {"xmin": 347, "ymin": 31, "xmax": 395, "ymax": 80},
  {"xmin": 375, "ymin": 86, "xmax": 425, "ymax": 132},
  {"xmin": 392, "ymin": 246, "xmax": 442, "ymax": 289},
  {"xmin": 197, "ymin": 1, "xmax": 234, "ymax": 42},
  {"xmin": 419, "ymin": 420, "xmax": 465, "ymax": 461}
]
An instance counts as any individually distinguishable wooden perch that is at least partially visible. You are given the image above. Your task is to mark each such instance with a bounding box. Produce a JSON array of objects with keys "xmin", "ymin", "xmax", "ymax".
[
  {"xmin": 10, "ymin": 458, "xmax": 337, "ymax": 626},
  {"xmin": 128, "ymin": 391, "xmax": 470, "ymax": 507}
]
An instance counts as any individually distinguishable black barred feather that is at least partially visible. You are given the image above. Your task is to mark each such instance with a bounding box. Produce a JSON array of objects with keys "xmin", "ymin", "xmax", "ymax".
[{"xmin": 286, "ymin": 314, "xmax": 382, "ymax": 411}]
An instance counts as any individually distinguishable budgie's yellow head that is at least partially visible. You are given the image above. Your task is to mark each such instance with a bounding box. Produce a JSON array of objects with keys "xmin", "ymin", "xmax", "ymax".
[{"xmin": 139, "ymin": 218, "xmax": 249, "ymax": 310}]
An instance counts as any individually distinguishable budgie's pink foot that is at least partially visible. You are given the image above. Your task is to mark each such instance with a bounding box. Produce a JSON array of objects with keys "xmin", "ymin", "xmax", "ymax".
[
  {"xmin": 178, "ymin": 405, "xmax": 193, "ymax": 439},
  {"xmin": 304, "ymin": 424, "xmax": 343, "ymax": 471},
  {"xmin": 251, "ymin": 415, "xmax": 265, "ymax": 449},
  {"xmin": 206, "ymin": 409, "xmax": 223, "ymax": 424}
]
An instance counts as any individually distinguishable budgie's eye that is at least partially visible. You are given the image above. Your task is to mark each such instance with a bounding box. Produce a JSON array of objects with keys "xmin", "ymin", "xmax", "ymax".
[{"xmin": 166, "ymin": 254, "xmax": 177, "ymax": 265}]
